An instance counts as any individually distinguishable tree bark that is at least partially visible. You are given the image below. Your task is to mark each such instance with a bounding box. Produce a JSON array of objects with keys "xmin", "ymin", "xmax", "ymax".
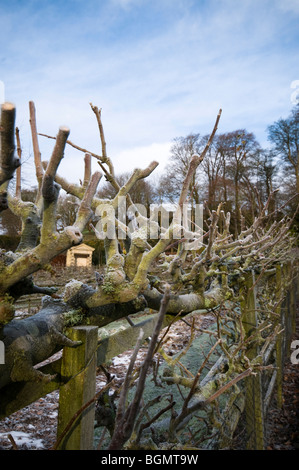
[
  {"xmin": 0, "ymin": 293, "xmax": 148, "ymax": 390},
  {"xmin": 0, "ymin": 103, "xmax": 20, "ymax": 186},
  {"xmin": 0, "ymin": 274, "xmax": 227, "ymax": 392}
]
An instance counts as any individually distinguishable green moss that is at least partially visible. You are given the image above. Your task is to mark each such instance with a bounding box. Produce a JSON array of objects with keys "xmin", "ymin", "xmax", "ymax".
[
  {"xmin": 102, "ymin": 280, "xmax": 115, "ymax": 294},
  {"xmin": 224, "ymin": 289, "xmax": 233, "ymax": 301},
  {"xmin": 204, "ymin": 297, "xmax": 213, "ymax": 309},
  {"xmin": 0, "ymin": 294, "xmax": 15, "ymax": 325},
  {"xmin": 63, "ymin": 309, "xmax": 85, "ymax": 327}
]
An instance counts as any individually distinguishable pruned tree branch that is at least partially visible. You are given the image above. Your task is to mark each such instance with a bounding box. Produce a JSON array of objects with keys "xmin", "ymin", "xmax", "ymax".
[
  {"xmin": 0, "ymin": 102, "xmax": 20, "ymax": 186},
  {"xmin": 29, "ymin": 101, "xmax": 44, "ymax": 194}
]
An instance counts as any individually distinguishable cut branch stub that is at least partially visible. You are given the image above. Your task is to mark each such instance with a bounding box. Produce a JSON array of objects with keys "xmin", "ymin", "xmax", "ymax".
[
  {"xmin": 15, "ymin": 127, "xmax": 22, "ymax": 199},
  {"xmin": 0, "ymin": 102, "xmax": 20, "ymax": 186},
  {"xmin": 83, "ymin": 153, "xmax": 91, "ymax": 188},
  {"xmin": 42, "ymin": 126, "xmax": 70, "ymax": 202},
  {"xmin": 29, "ymin": 101, "xmax": 44, "ymax": 187},
  {"xmin": 75, "ymin": 170, "xmax": 102, "ymax": 231}
]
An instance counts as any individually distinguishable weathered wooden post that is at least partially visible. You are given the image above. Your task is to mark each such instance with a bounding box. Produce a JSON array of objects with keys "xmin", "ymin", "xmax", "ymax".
[
  {"xmin": 283, "ymin": 262, "xmax": 294, "ymax": 354},
  {"xmin": 241, "ymin": 270, "xmax": 265, "ymax": 450},
  {"xmin": 275, "ymin": 264, "xmax": 283, "ymax": 409},
  {"xmin": 57, "ymin": 326, "xmax": 98, "ymax": 450},
  {"xmin": 289, "ymin": 261, "xmax": 297, "ymax": 337}
]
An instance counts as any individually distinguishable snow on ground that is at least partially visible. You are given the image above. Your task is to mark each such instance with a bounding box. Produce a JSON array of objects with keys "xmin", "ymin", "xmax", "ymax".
[
  {"xmin": 0, "ymin": 431, "xmax": 44, "ymax": 450},
  {"xmin": 0, "ymin": 313, "xmax": 217, "ymax": 450}
]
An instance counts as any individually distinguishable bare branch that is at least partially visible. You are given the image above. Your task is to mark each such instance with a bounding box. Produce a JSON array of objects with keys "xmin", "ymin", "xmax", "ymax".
[
  {"xmin": 89, "ymin": 103, "xmax": 109, "ymax": 163},
  {"xmin": 29, "ymin": 101, "xmax": 43, "ymax": 190},
  {"xmin": 38, "ymin": 132, "xmax": 104, "ymax": 163},
  {"xmin": 112, "ymin": 160, "xmax": 159, "ymax": 209},
  {"xmin": 15, "ymin": 127, "xmax": 22, "ymax": 199},
  {"xmin": 75, "ymin": 170, "xmax": 102, "ymax": 231},
  {"xmin": 108, "ymin": 285, "xmax": 171, "ymax": 450},
  {"xmin": 178, "ymin": 108, "xmax": 222, "ymax": 208},
  {"xmin": 42, "ymin": 126, "xmax": 70, "ymax": 201}
]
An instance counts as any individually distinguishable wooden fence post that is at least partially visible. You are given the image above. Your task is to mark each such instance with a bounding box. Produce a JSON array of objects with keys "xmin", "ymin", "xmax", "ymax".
[
  {"xmin": 284, "ymin": 262, "xmax": 294, "ymax": 354},
  {"xmin": 275, "ymin": 264, "xmax": 283, "ymax": 409},
  {"xmin": 57, "ymin": 326, "xmax": 98, "ymax": 450},
  {"xmin": 241, "ymin": 270, "xmax": 265, "ymax": 450},
  {"xmin": 289, "ymin": 261, "xmax": 297, "ymax": 336}
]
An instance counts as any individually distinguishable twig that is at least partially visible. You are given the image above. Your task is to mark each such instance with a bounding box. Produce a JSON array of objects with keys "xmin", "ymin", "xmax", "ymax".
[
  {"xmin": 178, "ymin": 110, "xmax": 222, "ymax": 211},
  {"xmin": 136, "ymin": 398, "xmax": 175, "ymax": 442},
  {"xmin": 52, "ymin": 379, "xmax": 114, "ymax": 450},
  {"xmin": 205, "ymin": 368, "xmax": 253, "ymax": 404},
  {"xmin": 7, "ymin": 433, "xmax": 18, "ymax": 450},
  {"xmin": 89, "ymin": 103, "xmax": 112, "ymax": 173},
  {"xmin": 38, "ymin": 131, "xmax": 103, "ymax": 161},
  {"xmin": 108, "ymin": 284, "xmax": 171, "ymax": 450}
]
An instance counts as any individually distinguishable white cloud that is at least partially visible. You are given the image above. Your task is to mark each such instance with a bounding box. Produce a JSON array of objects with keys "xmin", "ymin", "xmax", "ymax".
[
  {"xmin": 112, "ymin": 141, "xmax": 172, "ymax": 176},
  {"xmin": 1, "ymin": 0, "xmax": 299, "ymax": 187},
  {"xmin": 277, "ymin": 0, "xmax": 299, "ymax": 14}
]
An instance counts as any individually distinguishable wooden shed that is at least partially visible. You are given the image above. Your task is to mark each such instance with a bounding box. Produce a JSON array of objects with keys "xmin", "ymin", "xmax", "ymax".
[{"xmin": 66, "ymin": 243, "xmax": 95, "ymax": 268}]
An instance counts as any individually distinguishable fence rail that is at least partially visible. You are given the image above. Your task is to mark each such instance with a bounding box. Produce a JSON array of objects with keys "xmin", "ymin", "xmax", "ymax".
[{"xmin": 0, "ymin": 261, "xmax": 298, "ymax": 450}]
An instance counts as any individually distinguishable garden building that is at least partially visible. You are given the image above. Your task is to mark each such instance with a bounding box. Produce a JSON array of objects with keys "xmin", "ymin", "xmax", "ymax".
[{"xmin": 66, "ymin": 243, "xmax": 95, "ymax": 268}]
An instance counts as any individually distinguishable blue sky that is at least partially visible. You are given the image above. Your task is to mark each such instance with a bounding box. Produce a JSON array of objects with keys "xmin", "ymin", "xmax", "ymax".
[{"xmin": 1, "ymin": 0, "xmax": 299, "ymax": 187}]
